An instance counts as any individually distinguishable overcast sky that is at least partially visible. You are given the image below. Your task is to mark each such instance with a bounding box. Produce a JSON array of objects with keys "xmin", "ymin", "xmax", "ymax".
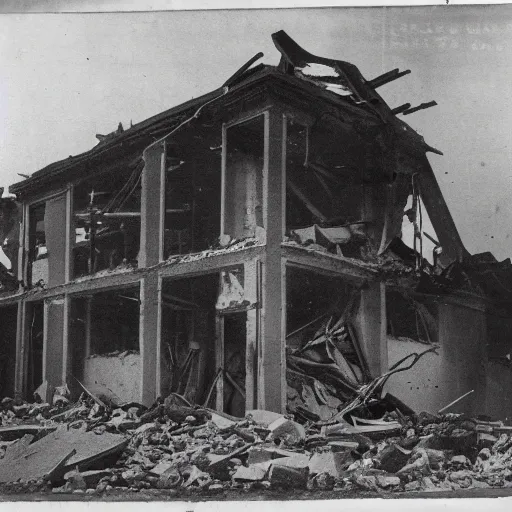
[{"xmin": 1, "ymin": 5, "xmax": 511, "ymax": 259}]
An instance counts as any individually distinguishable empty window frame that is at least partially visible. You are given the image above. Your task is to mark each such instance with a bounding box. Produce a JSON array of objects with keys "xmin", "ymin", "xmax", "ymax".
[
  {"xmin": 386, "ymin": 289, "xmax": 438, "ymax": 345},
  {"xmin": 222, "ymin": 114, "xmax": 265, "ymax": 242},
  {"xmin": 72, "ymin": 163, "xmax": 142, "ymax": 278},
  {"xmin": 285, "ymin": 116, "xmax": 365, "ymax": 234},
  {"xmin": 27, "ymin": 203, "xmax": 48, "ymax": 287}
]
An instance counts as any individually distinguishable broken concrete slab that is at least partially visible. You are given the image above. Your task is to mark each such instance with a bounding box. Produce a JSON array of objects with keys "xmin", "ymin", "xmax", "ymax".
[
  {"xmin": 478, "ymin": 432, "xmax": 498, "ymax": 449},
  {"xmin": 376, "ymin": 475, "xmax": 401, "ymax": 489},
  {"xmin": 210, "ymin": 412, "xmax": 236, "ymax": 430},
  {"xmin": 232, "ymin": 463, "xmax": 269, "ymax": 482},
  {"xmin": 62, "ymin": 428, "xmax": 129, "ymax": 472},
  {"xmin": 269, "ymin": 453, "xmax": 311, "ymax": 469},
  {"xmin": 206, "ymin": 442, "xmax": 255, "ymax": 479},
  {"xmin": 0, "ymin": 424, "xmax": 128, "ymax": 485},
  {"xmin": 0, "ymin": 442, "xmax": 75, "ymax": 483},
  {"xmin": 375, "ymin": 443, "xmax": 411, "ymax": 473},
  {"xmin": 396, "ymin": 448, "xmax": 431, "ymax": 475},
  {"xmin": 182, "ymin": 465, "xmax": 212, "ymax": 488},
  {"xmin": 354, "ymin": 475, "xmax": 379, "ymax": 491},
  {"xmin": 156, "ymin": 468, "xmax": 182, "ymax": 489},
  {"xmin": 246, "ymin": 445, "xmax": 304, "ymax": 465},
  {"xmin": 268, "ymin": 417, "xmax": 306, "ymax": 445},
  {"xmin": 247, "ymin": 447, "xmax": 274, "ymax": 465},
  {"xmin": 0, "ymin": 424, "xmax": 57, "ymax": 441},
  {"xmin": 268, "ymin": 463, "xmax": 308, "ymax": 489},
  {"xmin": 308, "ymin": 450, "xmax": 353, "ymax": 477},
  {"xmin": 246, "ymin": 409, "xmax": 283, "ymax": 427},
  {"xmin": 65, "ymin": 469, "xmax": 113, "ymax": 488},
  {"xmin": 149, "ymin": 461, "xmax": 174, "ymax": 476},
  {"xmin": 0, "ymin": 434, "xmax": 34, "ymax": 463}
]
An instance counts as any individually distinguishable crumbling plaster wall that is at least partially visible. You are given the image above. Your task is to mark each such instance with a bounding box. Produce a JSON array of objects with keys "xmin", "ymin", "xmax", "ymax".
[
  {"xmin": 485, "ymin": 361, "xmax": 512, "ymax": 423},
  {"xmin": 384, "ymin": 337, "xmax": 443, "ymax": 414},
  {"xmin": 83, "ymin": 352, "xmax": 141, "ymax": 404},
  {"xmin": 384, "ymin": 302, "xmax": 487, "ymax": 417}
]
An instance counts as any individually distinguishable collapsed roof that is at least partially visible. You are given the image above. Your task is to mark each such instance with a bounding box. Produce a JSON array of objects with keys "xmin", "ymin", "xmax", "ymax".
[{"xmin": 7, "ymin": 30, "xmax": 512, "ymax": 309}]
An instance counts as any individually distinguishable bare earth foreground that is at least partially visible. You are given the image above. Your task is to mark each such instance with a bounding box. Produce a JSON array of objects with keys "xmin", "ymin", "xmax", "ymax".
[{"xmin": 3, "ymin": 487, "xmax": 512, "ymax": 501}]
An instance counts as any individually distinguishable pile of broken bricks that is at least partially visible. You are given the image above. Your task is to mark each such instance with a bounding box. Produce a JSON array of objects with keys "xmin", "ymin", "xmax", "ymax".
[{"xmin": 1, "ymin": 389, "xmax": 512, "ymax": 496}]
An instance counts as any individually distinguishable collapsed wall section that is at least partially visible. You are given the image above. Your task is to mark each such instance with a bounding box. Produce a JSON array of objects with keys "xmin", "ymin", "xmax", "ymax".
[{"xmin": 69, "ymin": 287, "xmax": 140, "ymax": 403}]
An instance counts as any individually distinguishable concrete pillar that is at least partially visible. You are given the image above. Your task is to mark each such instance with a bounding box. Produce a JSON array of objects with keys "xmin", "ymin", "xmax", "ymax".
[
  {"xmin": 244, "ymin": 259, "xmax": 261, "ymax": 410},
  {"xmin": 14, "ymin": 300, "xmax": 26, "ymax": 399},
  {"xmin": 139, "ymin": 274, "xmax": 161, "ymax": 406},
  {"xmin": 140, "ymin": 143, "xmax": 165, "ymax": 267},
  {"xmin": 43, "ymin": 296, "xmax": 66, "ymax": 398},
  {"xmin": 258, "ymin": 109, "xmax": 286, "ymax": 413},
  {"xmin": 354, "ymin": 281, "xmax": 387, "ymax": 378},
  {"xmin": 45, "ymin": 193, "xmax": 68, "ymax": 287},
  {"xmin": 139, "ymin": 142, "xmax": 165, "ymax": 405}
]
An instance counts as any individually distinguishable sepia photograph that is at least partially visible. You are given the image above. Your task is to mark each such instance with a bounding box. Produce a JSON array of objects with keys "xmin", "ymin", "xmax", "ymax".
[{"xmin": 0, "ymin": 1, "xmax": 512, "ymax": 506}]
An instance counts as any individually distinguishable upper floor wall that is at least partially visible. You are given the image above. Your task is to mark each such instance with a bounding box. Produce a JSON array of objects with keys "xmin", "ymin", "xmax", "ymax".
[{"xmin": 4, "ymin": 68, "xmax": 466, "ymax": 296}]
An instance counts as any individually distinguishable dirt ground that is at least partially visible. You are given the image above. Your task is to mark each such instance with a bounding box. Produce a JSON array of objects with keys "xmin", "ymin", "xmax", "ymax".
[{"xmin": 3, "ymin": 487, "xmax": 512, "ymax": 501}]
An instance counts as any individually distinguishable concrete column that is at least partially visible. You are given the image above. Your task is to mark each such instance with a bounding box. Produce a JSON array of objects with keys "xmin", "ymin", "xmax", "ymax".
[
  {"xmin": 14, "ymin": 300, "xmax": 27, "ymax": 399},
  {"xmin": 140, "ymin": 143, "xmax": 165, "ymax": 268},
  {"xmin": 43, "ymin": 296, "xmax": 66, "ymax": 398},
  {"xmin": 84, "ymin": 297, "xmax": 92, "ymax": 358},
  {"xmin": 46, "ymin": 193, "xmax": 68, "ymax": 287},
  {"xmin": 259, "ymin": 109, "xmax": 286, "ymax": 413},
  {"xmin": 244, "ymin": 259, "xmax": 261, "ymax": 411},
  {"xmin": 354, "ymin": 281, "xmax": 387, "ymax": 378},
  {"xmin": 139, "ymin": 274, "xmax": 161, "ymax": 406}
]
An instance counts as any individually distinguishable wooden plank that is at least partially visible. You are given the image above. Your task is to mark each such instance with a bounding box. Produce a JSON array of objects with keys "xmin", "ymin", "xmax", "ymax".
[
  {"xmin": 369, "ymin": 69, "xmax": 411, "ymax": 89},
  {"xmin": 416, "ymin": 157, "xmax": 469, "ymax": 264},
  {"xmin": 287, "ymin": 176, "xmax": 327, "ymax": 222}
]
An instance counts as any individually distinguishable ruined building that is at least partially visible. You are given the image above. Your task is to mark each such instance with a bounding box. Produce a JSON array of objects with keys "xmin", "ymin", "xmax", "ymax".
[{"xmin": 1, "ymin": 31, "xmax": 512, "ymax": 421}]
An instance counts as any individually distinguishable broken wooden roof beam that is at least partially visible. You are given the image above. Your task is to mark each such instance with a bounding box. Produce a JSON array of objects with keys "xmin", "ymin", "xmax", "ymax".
[
  {"xmin": 368, "ymin": 68, "xmax": 411, "ymax": 89},
  {"xmin": 223, "ymin": 52, "xmax": 264, "ymax": 88},
  {"xmin": 402, "ymin": 101, "xmax": 438, "ymax": 116},
  {"xmin": 391, "ymin": 103, "xmax": 411, "ymax": 115}
]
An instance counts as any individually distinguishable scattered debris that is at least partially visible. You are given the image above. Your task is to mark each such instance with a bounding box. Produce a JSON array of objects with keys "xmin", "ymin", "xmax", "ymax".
[{"xmin": 0, "ymin": 374, "xmax": 509, "ymax": 496}]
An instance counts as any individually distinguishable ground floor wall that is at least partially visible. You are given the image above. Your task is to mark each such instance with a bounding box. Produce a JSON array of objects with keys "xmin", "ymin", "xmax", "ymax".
[
  {"xmin": 83, "ymin": 352, "xmax": 141, "ymax": 404},
  {"xmin": 5, "ymin": 254, "xmax": 511, "ymax": 423},
  {"xmin": 384, "ymin": 302, "xmax": 487, "ymax": 417},
  {"xmin": 484, "ymin": 361, "xmax": 512, "ymax": 424}
]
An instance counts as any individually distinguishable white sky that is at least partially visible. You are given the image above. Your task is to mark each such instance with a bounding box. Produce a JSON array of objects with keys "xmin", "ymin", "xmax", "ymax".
[{"xmin": 1, "ymin": 5, "xmax": 512, "ymax": 260}]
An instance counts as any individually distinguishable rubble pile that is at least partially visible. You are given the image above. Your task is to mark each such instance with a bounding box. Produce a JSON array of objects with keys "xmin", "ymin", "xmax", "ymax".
[{"xmin": 0, "ymin": 384, "xmax": 512, "ymax": 496}]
